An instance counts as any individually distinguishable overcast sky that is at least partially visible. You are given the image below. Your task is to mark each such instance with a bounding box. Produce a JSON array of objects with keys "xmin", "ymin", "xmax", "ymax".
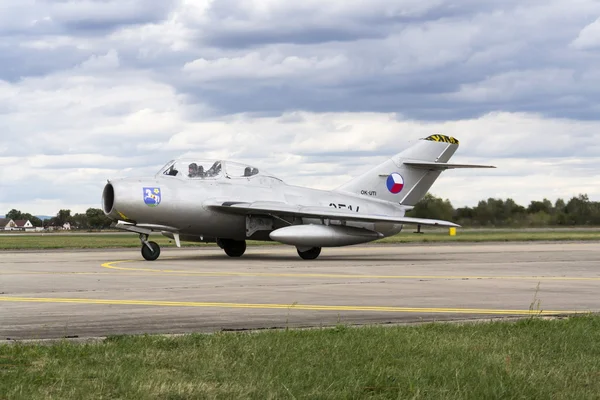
[{"xmin": 1, "ymin": 0, "xmax": 600, "ymax": 215}]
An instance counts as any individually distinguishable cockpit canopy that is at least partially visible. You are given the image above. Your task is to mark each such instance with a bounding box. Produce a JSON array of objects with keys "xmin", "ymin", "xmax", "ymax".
[{"xmin": 157, "ymin": 159, "xmax": 282, "ymax": 182}]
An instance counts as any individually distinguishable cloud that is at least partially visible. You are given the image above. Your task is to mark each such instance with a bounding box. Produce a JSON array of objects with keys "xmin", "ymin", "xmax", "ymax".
[
  {"xmin": 171, "ymin": 0, "xmax": 600, "ymax": 119},
  {"xmin": 5, "ymin": 0, "xmax": 600, "ymax": 117},
  {"xmin": 0, "ymin": 0, "xmax": 177, "ymax": 35},
  {"xmin": 183, "ymin": 0, "xmax": 434, "ymax": 48},
  {"xmin": 0, "ymin": 1, "xmax": 178, "ymax": 80},
  {"xmin": 2, "ymin": 87, "xmax": 599, "ymax": 214},
  {"xmin": 571, "ymin": 17, "xmax": 600, "ymax": 50},
  {"xmin": 1, "ymin": 0, "xmax": 600, "ymax": 215},
  {"xmin": 183, "ymin": 52, "xmax": 348, "ymax": 82}
]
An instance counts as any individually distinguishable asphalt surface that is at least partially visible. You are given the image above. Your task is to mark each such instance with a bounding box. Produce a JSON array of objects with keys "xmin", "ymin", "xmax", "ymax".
[{"xmin": 1, "ymin": 242, "xmax": 599, "ymax": 340}]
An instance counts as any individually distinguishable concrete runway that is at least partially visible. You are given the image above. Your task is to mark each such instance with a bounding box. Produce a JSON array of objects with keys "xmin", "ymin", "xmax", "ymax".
[{"xmin": 1, "ymin": 242, "xmax": 599, "ymax": 340}]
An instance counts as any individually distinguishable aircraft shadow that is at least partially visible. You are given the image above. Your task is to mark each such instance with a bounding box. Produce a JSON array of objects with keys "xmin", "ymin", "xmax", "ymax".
[{"xmin": 160, "ymin": 254, "xmax": 428, "ymax": 263}]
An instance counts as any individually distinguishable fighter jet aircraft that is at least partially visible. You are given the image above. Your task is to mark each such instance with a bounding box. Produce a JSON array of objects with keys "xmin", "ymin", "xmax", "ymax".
[{"xmin": 102, "ymin": 134, "xmax": 494, "ymax": 260}]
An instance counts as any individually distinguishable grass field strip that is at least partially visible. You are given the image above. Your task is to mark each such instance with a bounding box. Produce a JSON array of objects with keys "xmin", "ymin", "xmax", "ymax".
[
  {"xmin": 0, "ymin": 296, "xmax": 583, "ymax": 315},
  {"xmin": 100, "ymin": 260, "xmax": 600, "ymax": 281}
]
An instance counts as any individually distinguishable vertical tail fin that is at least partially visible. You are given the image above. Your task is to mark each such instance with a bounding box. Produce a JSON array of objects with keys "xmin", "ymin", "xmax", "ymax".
[{"xmin": 335, "ymin": 135, "xmax": 460, "ymax": 206}]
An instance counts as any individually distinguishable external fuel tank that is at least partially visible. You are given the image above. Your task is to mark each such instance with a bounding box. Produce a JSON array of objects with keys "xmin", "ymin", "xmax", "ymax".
[{"xmin": 269, "ymin": 224, "xmax": 382, "ymax": 247}]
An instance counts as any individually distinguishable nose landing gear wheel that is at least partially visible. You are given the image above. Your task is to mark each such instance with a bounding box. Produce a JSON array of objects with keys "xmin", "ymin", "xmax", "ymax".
[
  {"xmin": 141, "ymin": 241, "xmax": 161, "ymax": 261},
  {"xmin": 297, "ymin": 247, "xmax": 321, "ymax": 260},
  {"xmin": 221, "ymin": 239, "xmax": 246, "ymax": 257}
]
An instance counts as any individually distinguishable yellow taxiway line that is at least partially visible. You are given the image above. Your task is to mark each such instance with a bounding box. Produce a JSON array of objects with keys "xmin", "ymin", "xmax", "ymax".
[
  {"xmin": 0, "ymin": 296, "xmax": 584, "ymax": 316},
  {"xmin": 100, "ymin": 260, "xmax": 600, "ymax": 281}
]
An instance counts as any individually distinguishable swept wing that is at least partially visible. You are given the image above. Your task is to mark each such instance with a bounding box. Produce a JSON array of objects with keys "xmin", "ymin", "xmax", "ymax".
[{"xmin": 205, "ymin": 200, "xmax": 460, "ymax": 228}]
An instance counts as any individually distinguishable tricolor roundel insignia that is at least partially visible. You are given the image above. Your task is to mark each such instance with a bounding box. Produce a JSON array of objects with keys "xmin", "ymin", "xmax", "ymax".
[
  {"xmin": 386, "ymin": 173, "xmax": 404, "ymax": 194},
  {"xmin": 143, "ymin": 187, "xmax": 161, "ymax": 207}
]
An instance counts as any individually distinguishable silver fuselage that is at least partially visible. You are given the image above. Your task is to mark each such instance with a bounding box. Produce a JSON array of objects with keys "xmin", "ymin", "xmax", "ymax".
[{"xmin": 103, "ymin": 174, "xmax": 405, "ymax": 242}]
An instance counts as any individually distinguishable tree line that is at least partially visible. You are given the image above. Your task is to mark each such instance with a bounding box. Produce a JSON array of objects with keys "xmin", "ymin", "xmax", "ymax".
[
  {"xmin": 407, "ymin": 193, "xmax": 600, "ymax": 227},
  {"xmin": 5, "ymin": 208, "xmax": 113, "ymax": 230},
  {"xmin": 5, "ymin": 193, "xmax": 600, "ymax": 230}
]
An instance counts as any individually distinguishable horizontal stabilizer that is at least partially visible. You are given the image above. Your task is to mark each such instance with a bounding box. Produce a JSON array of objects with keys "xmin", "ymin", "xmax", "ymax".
[{"xmin": 404, "ymin": 161, "xmax": 496, "ymax": 170}]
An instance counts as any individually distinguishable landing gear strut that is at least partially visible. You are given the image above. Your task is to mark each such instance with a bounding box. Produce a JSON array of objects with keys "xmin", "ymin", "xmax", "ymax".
[
  {"xmin": 219, "ymin": 239, "xmax": 247, "ymax": 257},
  {"xmin": 140, "ymin": 233, "xmax": 161, "ymax": 261},
  {"xmin": 297, "ymin": 246, "xmax": 321, "ymax": 260}
]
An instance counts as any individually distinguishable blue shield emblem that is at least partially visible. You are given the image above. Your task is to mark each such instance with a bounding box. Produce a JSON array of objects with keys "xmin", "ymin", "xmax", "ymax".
[{"xmin": 143, "ymin": 187, "xmax": 161, "ymax": 207}]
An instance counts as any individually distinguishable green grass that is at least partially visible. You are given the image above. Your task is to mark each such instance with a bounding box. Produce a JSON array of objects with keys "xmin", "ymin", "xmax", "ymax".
[
  {"xmin": 0, "ymin": 229, "xmax": 599, "ymax": 250},
  {"xmin": 2, "ymin": 316, "xmax": 600, "ymax": 399},
  {"xmin": 0, "ymin": 234, "xmax": 207, "ymax": 250}
]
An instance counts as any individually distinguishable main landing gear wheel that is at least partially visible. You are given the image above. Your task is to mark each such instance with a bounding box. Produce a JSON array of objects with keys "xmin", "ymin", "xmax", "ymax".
[
  {"xmin": 221, "ymin": 239, "xmax": 247, "ymax": 257},
  {"xmin": 141, "ymin": 240, "xmax": 160, "ymax": 261},
  {"xmin": 297, "ymin": 247, "xmax": 321, "ymax": 260}
]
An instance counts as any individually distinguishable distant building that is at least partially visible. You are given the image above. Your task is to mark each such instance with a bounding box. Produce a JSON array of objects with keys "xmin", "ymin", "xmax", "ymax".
[
  {"xmin": 44, "ymin": 221, "xmax": 73, "ymax": 231},
  {"xmin": 0, "ymin": 218, "xmax": 16, "ymax": 231},
  {"xmin": 13, "ymin": 220, "xmax": 35, "ymax": 232}
]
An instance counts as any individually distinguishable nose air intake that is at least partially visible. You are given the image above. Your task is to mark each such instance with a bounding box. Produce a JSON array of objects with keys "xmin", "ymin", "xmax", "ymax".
[{"xmin": 102, "ymin": 183, "xmax": 115, "ymax": 215}]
